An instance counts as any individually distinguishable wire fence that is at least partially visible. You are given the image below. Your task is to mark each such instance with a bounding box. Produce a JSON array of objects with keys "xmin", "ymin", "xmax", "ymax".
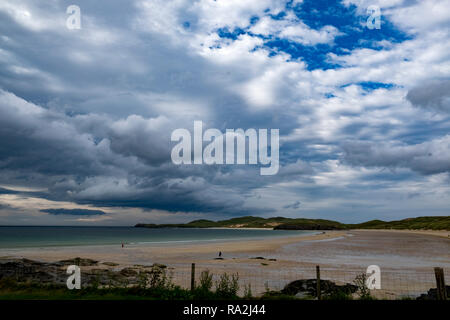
[
  {"xmin": 167, "ymin": 263, "xmax": 448, "ymax": 300},
  {"xmin": 1, "ymin": 260, "xmax": 447, "ymax": 300}
]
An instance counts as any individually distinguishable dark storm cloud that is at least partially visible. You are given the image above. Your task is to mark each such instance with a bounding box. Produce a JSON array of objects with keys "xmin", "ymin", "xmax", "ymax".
[
  {"xmin": 406, "ymin": 80, "xmax": 450, "ymax": 113},
  {"xmin": 0, "ymin": 187, "xmax": 20, "ymax": 195},
  {"xmin": 41, "ymin": 208, "xmax": 106, "ymax": 216},
  {"xmin": 0, "ymin": 90, "xmax": 283, "ymax": 215},
  {"xmin": 283, "ymin": 201, "xmax": 301, "ymax": 209},
  {"xmin": 341, "ymin": 137, "xmax": 450, "ymax": 175},
  {"xmin": 0, "ymin": 90, "xmax": 115, "ymax": 176}
]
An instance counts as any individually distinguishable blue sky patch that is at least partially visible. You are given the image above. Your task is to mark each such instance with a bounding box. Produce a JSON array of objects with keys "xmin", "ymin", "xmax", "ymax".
[{"xmin": 216, "ymin": 0, "xmax": 412, "ymax": 71}]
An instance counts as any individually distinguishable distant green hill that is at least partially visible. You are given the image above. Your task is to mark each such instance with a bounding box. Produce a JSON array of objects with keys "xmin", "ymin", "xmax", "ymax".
[
  {"xmin": 348, "ymin": 216, "xmax": 450, "ymax": 230},
  {"xmin": 135, "ymin": 216, "xmax": 450, "ymax": 230}
]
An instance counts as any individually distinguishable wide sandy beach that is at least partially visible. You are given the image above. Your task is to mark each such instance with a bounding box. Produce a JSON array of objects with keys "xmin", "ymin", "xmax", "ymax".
[
  {"xmin": 1, "ymin": 229, "xmax": 448, "ymax": 266},
  {"xmin": 1, "ymin": 229, "xmax": 449, "ymax": 298}
]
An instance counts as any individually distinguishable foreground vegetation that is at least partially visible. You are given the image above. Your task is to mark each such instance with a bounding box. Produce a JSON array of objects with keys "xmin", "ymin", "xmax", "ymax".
[
  {"xmin": 0, "ymin": 268, "xmax": 378, "ymax": 300},
  {"xmin": 0, "ymin": 270, "xmax": 254, "ymax": 300},
  {"xmin": 1, "ymin": 264, "xmax": 445, "ymax": 300},
  {"xmin": 136, "ymin": 216, "xmax": 450, "ymax": 231}
]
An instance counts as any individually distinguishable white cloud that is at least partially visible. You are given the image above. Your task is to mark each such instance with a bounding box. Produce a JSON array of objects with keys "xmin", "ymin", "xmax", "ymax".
[
  {"xmin": 250, "ymin": 13, "xmax": 342, "ymax": 45},
  {"xmin": 0, "ymin": 1, "xmax": 64, "ymax": 31}
]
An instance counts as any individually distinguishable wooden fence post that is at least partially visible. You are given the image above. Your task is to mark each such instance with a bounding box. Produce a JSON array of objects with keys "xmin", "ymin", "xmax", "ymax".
[
  {"xmin": 316, "ymin": 265, "xmax": 321, "ymax": 300},
  {"xmin": 191, "ymin": 263, "xmax": 196, "ymax": 291},
  {"xmin": 434, "ymin": 267, "xmax": 447, "ymax": 300}
]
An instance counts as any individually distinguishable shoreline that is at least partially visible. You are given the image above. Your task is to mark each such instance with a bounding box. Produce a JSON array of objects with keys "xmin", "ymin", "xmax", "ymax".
[
  {"xmin": 206, "ymin": 227, "xmax": 274, "ymax": 230},
  {"xmin": 1, "ymin": 229, "xmax": 449, "ymax": 261},
  {"xmin": 0, "ymin": 229, "xmax": 320, "ymax": 252},
  {"xmin": 0, "ymin": 230, "xmax": 344, "ymax": 264},
  {"xmin": 1, "ymin": 229, "xmax": 448, "ymax": 260},
  {"xmin": 1, "ymin": 229, "xmax": 448, "ymax": 270}
]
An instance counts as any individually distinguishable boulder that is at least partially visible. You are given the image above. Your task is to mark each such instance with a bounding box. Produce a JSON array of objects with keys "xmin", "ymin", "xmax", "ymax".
[
  {"xmin": 282, "ymin": 279, "xmax": 357, "ymax": 297},
  {"xmin": 417, "ymin": 286, "xmax": 450, "ymax": 300}
]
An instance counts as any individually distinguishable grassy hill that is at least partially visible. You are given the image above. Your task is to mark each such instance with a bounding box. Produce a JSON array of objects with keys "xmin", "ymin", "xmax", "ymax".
[
  {"xmin": 348, "ymin": 216, "xmax": 450, "ymax": 230},
  {"xmin": 135, "ymin": 216, "xmax": 450, "ymax": 230},
  {"xmin": 136, "ymin": 216, "xmax": 347, "ymax": 230}
]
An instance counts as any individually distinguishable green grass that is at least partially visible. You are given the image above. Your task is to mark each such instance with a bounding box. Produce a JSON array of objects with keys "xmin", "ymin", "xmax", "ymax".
[
  {"xmin": 0, "ymin": 281, "xmax": 237, "ymax": 300},
  {"xmin": 136, "ymin": 216, "xmax": 450, "ymax": 230},
  {"xmin": 0, "ymin": 271, "xmax": 246, "ymax": 301},
  {"xmin": 348, "ymin": 216, "xmax": 450, "ymax": 230},
  {"xmin": 135, "ymin": 216, "xmax": 346, "ymax": 230}
]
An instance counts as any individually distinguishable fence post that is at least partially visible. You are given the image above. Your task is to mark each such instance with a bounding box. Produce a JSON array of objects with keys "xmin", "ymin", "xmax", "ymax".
[
  {"xmin": 191, "ymin": 263, "xmax": 196, "ymax": 291},
  {"xmin": 316, "ymin": 265, "xmax": 321, "ymax": 300},
  {"xmin": 434, "ymin": 267, "xmax": 447, "ymax": 300}
]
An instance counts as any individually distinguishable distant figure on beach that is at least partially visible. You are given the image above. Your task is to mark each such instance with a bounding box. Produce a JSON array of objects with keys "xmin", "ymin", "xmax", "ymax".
[
  {"xmin": 218, "ymin": 251, "xmax": 222, "ymax": 257},
  {"xmin": 121, "ymin": 243, "xmax": 124, "ymax": 248}
]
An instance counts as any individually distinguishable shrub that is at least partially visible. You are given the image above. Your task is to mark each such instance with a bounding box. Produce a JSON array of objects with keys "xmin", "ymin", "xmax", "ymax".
[
  {"xmin": 354, "ymin": 273, "xmax": 371, "ymax": 299},
  {"xmin": 148, "ymin": 265, "xmax": 173, "ymax": 289},
  {"xmin": 243, "ymin": 283, "xmax": 252, "ymax": 299},
  {"xmin": 215, "ymin": 272, "xmax": 239, "ymax": 299},
  {"xmin": 324, "ymin": 290, "xmax": 353, "ymax": 300},
  {"xmin": 199, "ymin": 270, "xmax": 213, "ymax": 292}
]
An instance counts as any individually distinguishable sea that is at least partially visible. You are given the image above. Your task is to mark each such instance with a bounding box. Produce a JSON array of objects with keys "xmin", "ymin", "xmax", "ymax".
[{"xmin": 0, "ymin": 226, "xmax": 316, "ymax": 249}]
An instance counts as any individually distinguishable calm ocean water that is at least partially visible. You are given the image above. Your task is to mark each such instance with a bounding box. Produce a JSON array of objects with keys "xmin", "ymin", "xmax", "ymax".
[{"xmin": 0, "ymin": 226, "xmax": 316, "ymax": 249}]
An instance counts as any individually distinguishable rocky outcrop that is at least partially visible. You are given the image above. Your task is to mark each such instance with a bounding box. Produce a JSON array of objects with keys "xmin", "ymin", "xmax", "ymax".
[
  {"xmin": 416, "ymin": 286, "xmax": 450, "ymax": 300},
  {"xmin": 281, "ymin": 279, "xmax": 358, "ymax": 297},
  {"xmin": 0, "ymin": 258, "xmax": 167, "ymax": 287},
  {"xmin": 0, "ymin": 258, "xmax": 60, "ymax": 283}
]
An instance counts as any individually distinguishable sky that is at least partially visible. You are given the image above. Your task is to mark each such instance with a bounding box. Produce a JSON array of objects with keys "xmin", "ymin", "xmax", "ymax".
[{"xmin": 0, "ymin": 0, "xmax": 449, "ymax": 226}]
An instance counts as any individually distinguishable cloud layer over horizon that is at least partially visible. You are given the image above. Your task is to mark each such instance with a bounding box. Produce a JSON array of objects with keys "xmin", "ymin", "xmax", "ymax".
[{"xmin": 0, "ymin": 0, "xmax": 449, "ymax": 225}]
